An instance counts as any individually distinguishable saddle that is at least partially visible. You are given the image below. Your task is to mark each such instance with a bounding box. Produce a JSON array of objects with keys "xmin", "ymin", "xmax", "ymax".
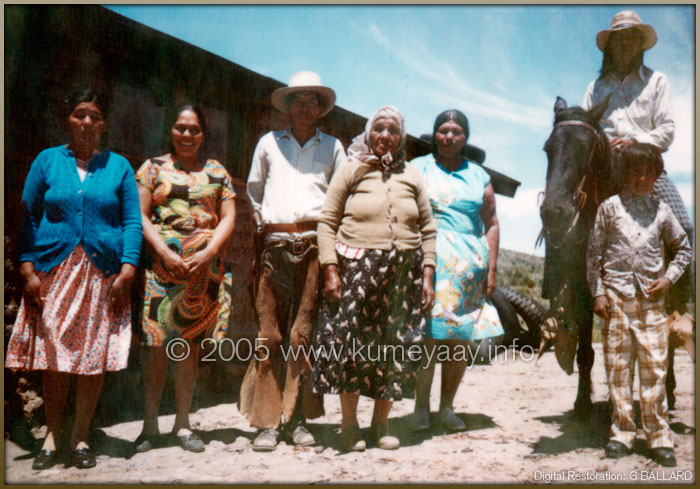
[{"xmin": 668, "ymin": 311, "xmax": 695, "ymax": 363}]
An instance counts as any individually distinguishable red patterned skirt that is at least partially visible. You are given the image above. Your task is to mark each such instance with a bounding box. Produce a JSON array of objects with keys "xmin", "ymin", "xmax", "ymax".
[{"xmin": 6, "ymin": 245, "xmax": 131, "ymax": 374}]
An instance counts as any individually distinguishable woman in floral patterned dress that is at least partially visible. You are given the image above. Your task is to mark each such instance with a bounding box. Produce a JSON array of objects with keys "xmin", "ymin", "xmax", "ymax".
[
  {"xmin": 134, "ymin": 104, "xmax": 236, "ymax": 453},
  {"xmin": 6, "ymin": 90, "xmax": 143, "ymax": 470},
  {"xmin": 410, "ymin": 109, "xmax": 503, "ymax": 432}
]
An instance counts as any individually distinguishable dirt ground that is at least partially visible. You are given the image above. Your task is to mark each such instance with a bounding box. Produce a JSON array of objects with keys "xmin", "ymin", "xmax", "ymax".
[{"xmin": 4, "ymin": 344, "xmax": 695, "ymax": 484}]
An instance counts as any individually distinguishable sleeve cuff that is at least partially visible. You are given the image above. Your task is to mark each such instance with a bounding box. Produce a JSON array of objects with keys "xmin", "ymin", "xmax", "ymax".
[
  {"xmin": 318, "ymin": 252, "xmax": 338, "ymax": 267},
  {"xmin": 19, "ymin": 253, "xmax": 35, "ymax": 263},
  {"xmin": 632, "ymin": 133, "xmax": 654, "ymax": 146},
  {"xmin": 665, "ymin": 264, "xmax": 683, "ymax": 284},
  {"xmin": 422, "ymin": 255, "xmax": 436, "ymax": 268},
  {"xmin": 590, "ymin": 281, "xmax": 605, "ymax": 299},
  {"xmin": 121, "ymin": 256, "xmax": 140, "ymax": 267}
]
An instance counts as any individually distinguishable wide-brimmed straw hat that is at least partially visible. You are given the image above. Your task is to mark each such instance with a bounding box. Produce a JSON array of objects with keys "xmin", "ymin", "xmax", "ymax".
[
  {"xmin": 596, "ymin": 10, "xmax": 657, "ymax": 52},
  {"xmin": 271, "ymin": 71, "xmax": 336, "ymax": 117}
]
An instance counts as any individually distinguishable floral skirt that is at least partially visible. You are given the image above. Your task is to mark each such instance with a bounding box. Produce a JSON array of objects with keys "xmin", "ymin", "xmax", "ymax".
[
  {"xmin": 429, "ymin": 230, "xmax": 504, "ymax": 340},
  {"xmin": 312, "ymin": 247, "xmax": 426, "ymax": 400},
  {"xmin": 5, "ymin": 245, "xmax": 131, "ymax": 374},
  {"xmin": 139, "ymin": 228, "xmax": 231, "ymax": 346}
]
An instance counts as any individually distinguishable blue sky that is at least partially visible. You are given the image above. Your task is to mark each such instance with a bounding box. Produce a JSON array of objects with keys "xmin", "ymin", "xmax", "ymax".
[{"xmin": 107, "ymin": 5, "xmax": 694, "ymax": 256}]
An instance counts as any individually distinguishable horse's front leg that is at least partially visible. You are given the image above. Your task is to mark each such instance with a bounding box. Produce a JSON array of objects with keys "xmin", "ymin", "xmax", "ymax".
[{"xmin": 574, "ymin": 307, "xmax": 594, "ymax": 417}]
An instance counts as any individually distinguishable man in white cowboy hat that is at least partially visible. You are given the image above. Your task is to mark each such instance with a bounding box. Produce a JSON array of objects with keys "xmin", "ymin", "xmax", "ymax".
[
  {"xmin": 582, "ymin": 10, "xmax": 693, "ymax": 468},
  {"xmin": 241, "ymin": 70, "xmax": 346, "ymax": 451}
]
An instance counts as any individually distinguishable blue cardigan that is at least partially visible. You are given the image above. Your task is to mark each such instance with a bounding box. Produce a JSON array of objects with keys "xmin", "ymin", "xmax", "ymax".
[{"xmin": 19, "ymin": 145, "xmax": 143, "ymax": 277}]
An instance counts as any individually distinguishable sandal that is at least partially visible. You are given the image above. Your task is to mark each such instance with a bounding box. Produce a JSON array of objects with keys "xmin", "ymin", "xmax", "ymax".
[
  {"xmin": 438, "ymin": 407, "xmax": 466, "ymax": 432},
  {"xmin": 134, "ymin": 433, "xmax": 157, "ymax": 453},
  {"xmin": 414, "ymin": 407, "xmax": 431, "ymax": 431},
  {"xmin": 176, "ymin": 432, "xmax": 205, "ymax": 453}
]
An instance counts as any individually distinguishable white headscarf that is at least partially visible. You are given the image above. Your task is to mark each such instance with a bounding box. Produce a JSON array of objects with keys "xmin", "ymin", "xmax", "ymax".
[{"xmin": 348, "ymin": 105, "xmax": 406, "ymax": 175}]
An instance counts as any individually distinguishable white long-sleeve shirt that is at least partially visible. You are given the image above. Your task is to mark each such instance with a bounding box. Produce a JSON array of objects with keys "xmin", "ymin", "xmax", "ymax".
[
  {"xmin": 247, "ymin": 128, "xmax": 346, "ymax": 240},
  {"xmin": 582, "ymin": 65, "xmax": 674, "ymax": 152}
]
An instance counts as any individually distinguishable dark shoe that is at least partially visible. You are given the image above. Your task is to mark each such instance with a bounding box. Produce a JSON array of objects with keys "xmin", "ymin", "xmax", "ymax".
[
  {"xmin": 32, "ymin": 449, "xmax": 56, "ymax": 470},
  {"xmin": 604, "ymin": 441, "xmax": 629, "ymax": 459},
  {"xmin": 71, "ymin": 447, "xmax": 96, "ymax": 469},
  {"xmin": 134, "ymin": 433, "xmax": 157, "ymax": 453},
  {"xmin": 413, "ymin": 408, "xmax": 430, "ymax": 431},
  {"xmin": 177, "ymin": 432, "xmax": 205, "ymax": 453},
  {"xmin": 439, "ymin": 407, "xmax": 466, "ymax": 432},
  {"xmin": 653, "ymin": 447, "xmax": 677, "ymax": 467},
  {"xmin": 252, "ymin": 428, "xmax": 279, "ymax": 452}
]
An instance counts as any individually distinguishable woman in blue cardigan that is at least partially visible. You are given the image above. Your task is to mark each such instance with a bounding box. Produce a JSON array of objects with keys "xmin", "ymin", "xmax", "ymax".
[{"xmin": 5, "ymin": 90, "xmax": 143, "ymax": 470}]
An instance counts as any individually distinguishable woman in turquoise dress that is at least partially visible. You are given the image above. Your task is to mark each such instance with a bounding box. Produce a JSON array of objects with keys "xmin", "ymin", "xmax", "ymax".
[{"xmin": 410, "ymin": 109, "xmax": 503, "ymax": 432}]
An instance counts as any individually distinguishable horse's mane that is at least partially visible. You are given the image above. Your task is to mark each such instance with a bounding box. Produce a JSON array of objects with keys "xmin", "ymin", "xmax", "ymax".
[
  {"xmin": 553, "ymin": 106, "xmax": 608, "ymax": 144},
  {"xmin": 541, "ymin": 101, "xmax": 617, "ymax": 300},
  {"xmin": 551, "ymin": 105, "xmax": 613, "ymax": 188}
]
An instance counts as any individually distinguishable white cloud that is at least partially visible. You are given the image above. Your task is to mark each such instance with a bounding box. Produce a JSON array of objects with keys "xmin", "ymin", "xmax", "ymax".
[
  {"xmin": 496, "ymin": 187, "xmax": 545, "ymax": 256},
  {"xmin": 365, "ymin": 18, "xmax": 693, "ymax": 260},
  {"xmin": 366, "ymin": 23, "xmax": 552, "ymax": 131},
  {"xmin": 664, "ymin": 87, "xmax": 694, "ymax": 178},
  {"xmin": 675, "ymin": 182, "xmax": 694, "ymax": 214},
  {"xmin": 497, "ymin": 186, "xmax": 543, "ymax": 218}
]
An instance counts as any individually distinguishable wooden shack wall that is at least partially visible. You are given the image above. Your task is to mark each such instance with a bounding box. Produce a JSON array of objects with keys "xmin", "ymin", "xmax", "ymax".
[
  {"xmin": 6, "ymin": 5, "xmax": 378, "ymax": 348},
  {"xmin": 5, "ymin": 5, "xmax": 518, "ymax": 348}
]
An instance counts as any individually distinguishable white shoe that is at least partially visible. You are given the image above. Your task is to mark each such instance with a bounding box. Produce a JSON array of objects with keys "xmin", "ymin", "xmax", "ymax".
[
  {"xmin": 377, "ymin": 435, "xmax": 400, "ymax": 450},
  {"xmin": 341, "ymin": 425, "xmax": 366, "ymax": 452},
  {"xmin": 370, "ymin": 422, "xmax": 400, "ymax": 450},
  {"xmin": 252, "ymin": 428, "xmax": 279, "ymax": 452},
  {"xmin": 290, "ymin": 424, "xmax": 316, "ymax": 447}
]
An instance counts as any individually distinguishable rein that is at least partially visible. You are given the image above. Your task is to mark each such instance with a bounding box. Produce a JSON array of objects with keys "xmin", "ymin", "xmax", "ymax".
[{"xmin": 538, "ymin": 120, "xmax": 607, "ymax": 250}]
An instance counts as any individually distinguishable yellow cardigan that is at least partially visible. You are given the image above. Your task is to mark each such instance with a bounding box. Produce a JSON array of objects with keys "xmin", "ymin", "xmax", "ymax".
[{"xmin": 317, "ymin": 157, "xmax": 437, "ymax": 267}]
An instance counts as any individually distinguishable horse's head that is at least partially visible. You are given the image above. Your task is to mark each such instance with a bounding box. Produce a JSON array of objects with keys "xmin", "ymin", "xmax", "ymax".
[{"xmin": 540, "ymin": 94, "xmax": 613, "ymax": 248}]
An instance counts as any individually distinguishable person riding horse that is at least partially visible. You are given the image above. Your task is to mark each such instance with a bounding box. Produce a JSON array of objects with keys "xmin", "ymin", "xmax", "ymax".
[{"xmin": 582, "ymin": 10, "xmax": 694, "ymax": 409}]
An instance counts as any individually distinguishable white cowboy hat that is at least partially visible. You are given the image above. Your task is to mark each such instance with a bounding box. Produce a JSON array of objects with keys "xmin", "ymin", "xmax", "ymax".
[
  {"xmin": 270, "ymin": 71, "xmax": 336, "ymax": 117},
  {"xmin": 596, "ymin": 10, "xmax": 657, "ymax": 52}
]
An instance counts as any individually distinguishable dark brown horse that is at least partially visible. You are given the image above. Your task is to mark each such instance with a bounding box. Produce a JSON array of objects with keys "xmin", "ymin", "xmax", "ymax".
[{"xmin": 539, "ymin": 94, "xmax": 617, "ymax": 416}]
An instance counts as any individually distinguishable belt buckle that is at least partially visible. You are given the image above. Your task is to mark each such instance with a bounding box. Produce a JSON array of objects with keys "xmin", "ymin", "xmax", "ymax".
[{"xmin": 291, "ymin": 239, "xmax": 307, "ymax": 255}]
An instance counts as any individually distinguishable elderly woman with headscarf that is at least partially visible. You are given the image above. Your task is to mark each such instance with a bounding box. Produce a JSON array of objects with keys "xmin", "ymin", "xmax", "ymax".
[{"xmin": 312, "ymin": 106, "xmax": 437, "ymax": 451}]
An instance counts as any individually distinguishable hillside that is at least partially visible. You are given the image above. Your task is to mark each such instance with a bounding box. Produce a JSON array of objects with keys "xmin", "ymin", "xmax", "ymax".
[{"xmin": 497, "ymin": 248, "xmax": 546, "ymax": 307}]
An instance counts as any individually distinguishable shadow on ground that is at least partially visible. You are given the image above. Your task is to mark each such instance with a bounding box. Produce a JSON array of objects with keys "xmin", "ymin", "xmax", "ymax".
[
  {"xmin": 531, "ymin": 401, "xmax": 611, "ymax": 455},
  {"xmin": 6, "ymin": 353, "xmax": 247, "ymax": 455},
  {"xmin": 305, "ymin": 410, "xmax": 496, "ymax": 453},
  {"xmin": 531, "ymin": 400, "xmax": 696, "ymax": 457}
]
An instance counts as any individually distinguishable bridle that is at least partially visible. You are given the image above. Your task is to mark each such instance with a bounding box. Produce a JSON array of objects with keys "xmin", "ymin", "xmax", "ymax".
[{"xmin": 537, "ymin": 119, "xmax": 607, "ymax": 249}]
